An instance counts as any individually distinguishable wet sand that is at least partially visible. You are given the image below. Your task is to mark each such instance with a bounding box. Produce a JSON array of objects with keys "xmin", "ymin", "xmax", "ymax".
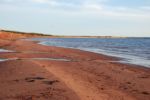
[{"xmin": 0, "ymin": 39, "xmax": 150, "ymax": 100}]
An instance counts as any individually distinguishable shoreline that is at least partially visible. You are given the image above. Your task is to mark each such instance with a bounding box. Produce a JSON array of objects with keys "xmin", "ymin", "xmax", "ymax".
[
  {"xmin": 0, "ymin": 38, "xmax": 150, "ymax": 100},
  {"xmin": 32, "ymin": 38, "xmax": 150, "ymax": 70},
  {"xmin": 35, "ymin": 38, "xmax": 150, "ymax": 68}
]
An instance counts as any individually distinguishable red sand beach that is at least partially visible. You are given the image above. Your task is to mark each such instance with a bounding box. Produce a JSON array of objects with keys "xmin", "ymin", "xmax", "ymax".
[{"xmin": 0, "ymin": 31, "xmax": 150, "ymax": 100}]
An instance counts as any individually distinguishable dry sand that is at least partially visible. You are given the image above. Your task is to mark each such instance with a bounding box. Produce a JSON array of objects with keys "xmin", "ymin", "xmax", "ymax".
[{"xmin": 0, "ymin": 39, "xmax": 150, "ymax": 100}]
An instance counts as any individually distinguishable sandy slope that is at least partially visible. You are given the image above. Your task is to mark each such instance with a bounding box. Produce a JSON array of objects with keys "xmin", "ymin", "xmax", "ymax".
[
  {"xmin": 0, "ymin": 39, "xmax": 150, "ymax": 100},
  {"xmin": 0, "ymin": 60, "xmax": 79, "ymax": 100}
]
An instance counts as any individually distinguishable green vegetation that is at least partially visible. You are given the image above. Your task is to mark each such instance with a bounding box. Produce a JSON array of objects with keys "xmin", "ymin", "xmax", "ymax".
[{"xmin": 0, "ymin": 30, "xmax": 52, "ymax": 36}]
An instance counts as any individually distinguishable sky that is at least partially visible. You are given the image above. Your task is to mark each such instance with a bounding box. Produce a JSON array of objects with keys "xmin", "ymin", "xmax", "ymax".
[{"xmin": 0, "ymin": 0, "xmax": 150, "ymax": 37}]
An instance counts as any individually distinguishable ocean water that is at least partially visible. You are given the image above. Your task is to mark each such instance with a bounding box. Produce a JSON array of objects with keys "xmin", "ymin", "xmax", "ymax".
[
  {"xmin": 0, "ymin": 49, "xmax": 13, "ymax": 61},
  {"xmin": 31, "ymin": 38, "xmax": 150, "ymax": 68},
  {"xmin": 0, "ymin": 49, "xmax": 12, "ymax": 52}
]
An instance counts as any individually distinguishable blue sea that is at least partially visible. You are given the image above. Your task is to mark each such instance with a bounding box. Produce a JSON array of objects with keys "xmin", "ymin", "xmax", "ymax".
[{"xmin": 31, "ymin": 38, "xmax": 150, "ymax": 68}]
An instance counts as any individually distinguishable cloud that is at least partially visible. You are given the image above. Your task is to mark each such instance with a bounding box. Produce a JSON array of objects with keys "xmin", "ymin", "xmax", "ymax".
[
  {"xmin": 31, "ymin": 0, "xmax": 49, "ymax": 3},
  {"xmin": 0, "ymin": 0, "xmax": 150, "ymax": 19},
  {"xmin": 140, "ymin": 6, "xmax": 150, "ymax": 10}
]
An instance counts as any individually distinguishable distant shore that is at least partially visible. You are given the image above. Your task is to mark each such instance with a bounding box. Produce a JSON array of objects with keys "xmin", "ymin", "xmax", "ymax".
[
  {"xmin": 0, "ymin": 30, "xmax": 150, "ymax": 100},
  {"xmin": 0, "ymin": 29, "xmax": 129, "ymax": 39}
]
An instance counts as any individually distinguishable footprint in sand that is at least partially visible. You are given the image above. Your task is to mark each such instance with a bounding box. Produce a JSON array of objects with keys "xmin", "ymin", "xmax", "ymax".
[
  {"xmin": 24, "ymin": 76, "xmax": 59, "ymax": 85},
  {"xmin": 141, "ymin": 91, "xmax": 149, "ymax": 95},
  {"xmin": 42, "ymin": 80, "xmax": 59, "ymax": 85},
  {"xmin": 138, "ymin": 75, "xmax": 149, "ymax": 79},
  {"xmin": 25, "ymin": 76, "xmax": 45, "ymax": 82}
]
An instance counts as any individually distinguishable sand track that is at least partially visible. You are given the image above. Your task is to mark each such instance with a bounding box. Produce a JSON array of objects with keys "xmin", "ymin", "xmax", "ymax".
[
  {"xmin": 0, "ymin": 39, "xmax": 150, "ymax": 100},
  {"xmin": 34, "ymin": 60, "xmax": 138, "ymax": 100}
]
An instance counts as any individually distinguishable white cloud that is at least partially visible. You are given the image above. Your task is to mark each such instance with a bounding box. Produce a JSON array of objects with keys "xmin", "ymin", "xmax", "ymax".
[
  {"xmin": 0, "ymin": 0, "xmax": 150, "ymax": 19},
  {"xmin": 140, "ymin": 6, "xmax": 150, "ymax": 10},
  {"xmin": 31, "ymin": 0, "xmax": 49, "ymax": 3},
  {"xmin": 83, "ymin": 4, "xmax": 103, "ymax": 11},
  {"xmin": 81, "ymin": 1, "xmax": 104, "ymax": 11}
]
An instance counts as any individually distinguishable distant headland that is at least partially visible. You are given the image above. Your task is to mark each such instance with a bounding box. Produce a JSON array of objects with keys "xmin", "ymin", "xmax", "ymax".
[{"xmin": 0, "ymin": 29, "xmax": 127, "ymax": 39}]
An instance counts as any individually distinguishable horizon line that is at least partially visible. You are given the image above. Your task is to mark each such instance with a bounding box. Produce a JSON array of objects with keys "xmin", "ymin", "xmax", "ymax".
[{"xmin": 1, "ymin": 28, "xmax": 150, "ymax": 38}]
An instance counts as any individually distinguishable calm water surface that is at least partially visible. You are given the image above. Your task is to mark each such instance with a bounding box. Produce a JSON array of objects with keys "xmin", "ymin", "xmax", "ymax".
[{"xmin": 31, "ymin": 38, "xmax": 150, "ymax": 68}]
